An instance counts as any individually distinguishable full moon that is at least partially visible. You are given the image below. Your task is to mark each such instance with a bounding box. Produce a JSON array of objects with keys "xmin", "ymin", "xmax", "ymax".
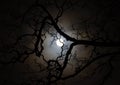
[{"xmin": 56, "ymin": 38, "xmax": 64, "ymax": 47}]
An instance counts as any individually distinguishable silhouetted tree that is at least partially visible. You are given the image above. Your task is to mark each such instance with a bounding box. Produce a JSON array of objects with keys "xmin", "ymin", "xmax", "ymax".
[{"xmin": 0, "ymin": 0, "xmax": 120, "ymax": 85}]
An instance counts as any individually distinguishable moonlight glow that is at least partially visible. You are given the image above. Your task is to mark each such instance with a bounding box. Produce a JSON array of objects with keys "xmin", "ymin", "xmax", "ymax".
[{"xmin": 56, "ymin": 38, "xmax": 64, "ymax": 47}]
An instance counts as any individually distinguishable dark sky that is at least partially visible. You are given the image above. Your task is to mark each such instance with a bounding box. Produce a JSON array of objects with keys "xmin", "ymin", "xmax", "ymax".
[{"xmin": 0, "ymin": 0, "xmax": 120, "ymax": 85}]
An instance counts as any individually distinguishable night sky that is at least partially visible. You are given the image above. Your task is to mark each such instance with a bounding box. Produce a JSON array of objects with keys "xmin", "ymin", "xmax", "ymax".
[{"xmin": 0, "ymin": 0, "xmax": 120, "ymax": 85}]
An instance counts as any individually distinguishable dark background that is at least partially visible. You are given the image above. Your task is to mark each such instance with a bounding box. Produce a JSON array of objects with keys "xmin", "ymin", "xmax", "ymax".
[{"xmin": 0, "ymin": 0, "xmax": 120, "ymax": 85}]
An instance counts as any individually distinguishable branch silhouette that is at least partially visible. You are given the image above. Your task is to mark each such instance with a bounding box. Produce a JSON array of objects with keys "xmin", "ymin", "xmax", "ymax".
[{"xmin": 0, "ymin": 0, "xmax": 120, "ymax": 85}]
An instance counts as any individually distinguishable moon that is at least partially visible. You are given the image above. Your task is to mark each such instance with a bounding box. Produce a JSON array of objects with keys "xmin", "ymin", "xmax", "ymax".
[{"xmin": 56, "ymin": 38, "xmax": 64, "ymax": 47}]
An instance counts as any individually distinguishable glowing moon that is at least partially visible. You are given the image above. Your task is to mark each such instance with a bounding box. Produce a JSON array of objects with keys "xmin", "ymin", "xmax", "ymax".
[{"xmin": 56, "ymin": 39, "xmax": 64, "ymax": 47}]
